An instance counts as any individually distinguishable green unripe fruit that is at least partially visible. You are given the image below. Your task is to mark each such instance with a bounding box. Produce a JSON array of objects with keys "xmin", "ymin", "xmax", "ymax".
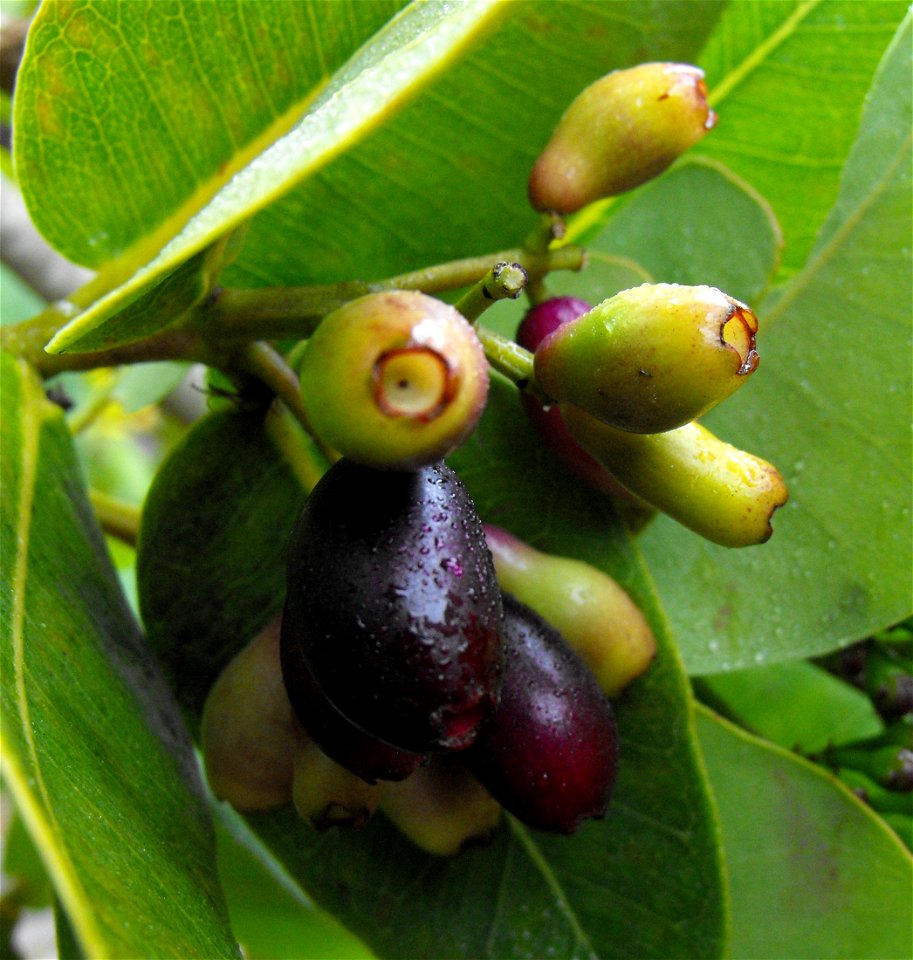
[
  {"xmin": 379, "ymin": 758, "xmax": 501, "ymax": 856},
  {"xmin": 563, "ymin": 410, "xmax": 788, "ymax": 547},
  {"xmin": 201, "ymin": 617, "xmax": 304, "ymax": 812},
  {"xmin": 299, "ymin": 291, "xmax": 489, "ymax": 469},
  {"xmin": 534, "ymin": 284, "xmax": 759, "ymax": 434},
  {"xmin": 292, "ymin": 739, "xmax": 381, "ymax": 831},
  {"xmin": 529, "ymin": 62, "xmax": 716, "ymax": 213},
  {"xmin": 484, "ymin": 525, "xmax": 656, "ymax": 697}
]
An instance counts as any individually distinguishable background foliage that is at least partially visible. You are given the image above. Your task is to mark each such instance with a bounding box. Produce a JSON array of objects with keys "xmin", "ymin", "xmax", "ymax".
[{"xmin": 1, "ymin": 2, "xmax": 910, "ymax": 959}]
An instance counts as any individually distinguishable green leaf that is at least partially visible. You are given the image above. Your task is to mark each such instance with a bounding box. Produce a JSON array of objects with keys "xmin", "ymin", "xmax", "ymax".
[
  {"xmin": 14, "ymin": 0, "xmax": 405, "ymax": 267},
  {"xmin": 0, "ymin": 263, "xmax": 44, "ymax": 326},
  {"xmin": 224, "ymin": 1, "xmax": 726, "ymax": 290},
  {"xmin": 137, "ymin": 403, "xmax": 316, "ymax": 721},
  {"xmin": 697, "ymin": 706, "xmax": 913, "ymax": 960},
  {"xmin": 0, "ymin": 352, "xmax": 239, "ymax": 958},
  {"xmin": 214, "ymin": 807, "xmax": 374, "ymax": 960},
  {"xmin": 696, "ymin": 0, "xmax": 907, "ymax": 277},
  {"xmin": 639, "ymin": 12, "xmax": 913, "ymax": 673},
  {"xmin": 578, "ymin": 158, "xmax": 783, "ymax": 305},
  {"xmin": 698, "ymin": 660, "xmax": 884, "ymax": 754},
  {"xmin": 30, "ymin": 0, "xmax": 503, "ymax": 354}
]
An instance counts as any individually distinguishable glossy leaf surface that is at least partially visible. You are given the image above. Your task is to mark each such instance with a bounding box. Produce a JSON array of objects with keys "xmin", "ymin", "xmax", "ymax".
[
  {"xmin": 0, "ymin": 352, "xmax": 239, "ymax": 959},
  {"xmin": 34, "ymin": 0, "xmax": 502, "ymax": 353},
  {"xmin": 14, "ymin": 0, "xmax": 405, "ymax": 267},
  {"xmin": 696, "ymin": 0, "xmax": 907, "ymax": 278},
  {"xmin": 224, "ymin": 1, "xmax": 727, "ymax": 289},
  {"xmin": 698, "ymin": 707, "xmax": 913, "ymax": 960}
]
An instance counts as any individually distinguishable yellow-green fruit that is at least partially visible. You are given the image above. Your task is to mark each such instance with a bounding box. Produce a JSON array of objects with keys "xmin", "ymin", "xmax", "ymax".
[
  {"xmin": 529, "ymin": 62, "xmax": 716, "ymax": 213},
  {"xmin": 534, "ymin": 284, "xmax": 759, "ymax": 434},
  {"xmin": 291, "ymin": 739, "xmax": 380, "ymax": 831},
  {"xmin": 484, "ymin": 525, "xmax": 656, "ymax": 697},
  {"xmin": 201, "ymin": 617, "xmax": 305, "ymax": 812},
  {"xmin": 379, "ymin": 758, "xmax": 501, "ymax": 856},
  {"xmin": 299, "ymin": 291, "xmax": 489, "ymax": 469},
  {"xmin": 563, "ymin": 409, "xmax": 789, "ymax": 547}
]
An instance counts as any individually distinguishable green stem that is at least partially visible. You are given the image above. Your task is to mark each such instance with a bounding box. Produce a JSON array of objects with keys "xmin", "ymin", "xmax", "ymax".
[
  {"xmin": 236, "ymin": 342, "xmax": 337, "ymax": 462},
  {"xmin": 454, "ymin": 262, "xmax": 528, "ymax": 324},
  {"xmin": 0, "ymin": 308, "xmax": 217, "ymax": 378},
  {"xmin": 205, "ymin": 243, "xmax": 583, "ymax": 340},
  {"xmin": 67, "ymin": 382, "xmax": 117, "ymax": 434},
  {"xmin": 90, "ymin": 490, "xmax": 141, "ymax": 547},
  {"xmin": 475, "ymin": 325, "xmax": 549, "ymax": 403},
  {"xmin": 1, "ymin": 245, "xmax": 585, "ymax": 378}
]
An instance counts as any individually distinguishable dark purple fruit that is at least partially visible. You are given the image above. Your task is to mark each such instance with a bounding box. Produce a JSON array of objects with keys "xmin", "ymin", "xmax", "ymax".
[
  {"xmin": 517, "ymin": 296, "xmax": 593, "ymax": 351},
  {"xmin": 280, "ymin": 605, "xmax": 426, "ymax": 783},
  {"xmin": 283, "ymin": 459, "xmax": 503, "ymax": 754},
  {"xmin": 466, "ymin": 593, "xmax": 619, "ymax": 833}
]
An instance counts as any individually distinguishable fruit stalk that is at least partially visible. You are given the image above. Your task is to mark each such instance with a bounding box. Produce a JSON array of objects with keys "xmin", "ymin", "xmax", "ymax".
[{"xmin": 453, "ymin": 262, "xmax": 528, "ymax": 324}]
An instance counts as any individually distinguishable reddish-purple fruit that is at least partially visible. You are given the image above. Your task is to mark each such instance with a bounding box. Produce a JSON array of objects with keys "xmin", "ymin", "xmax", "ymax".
[
  {"xmin": 283, "ymin": 459, "xmax": 503, "ymax": 754},
  {"xmin": 280, "ymin": 607, "xmax": 426, "ymax": 783},
  {"xmin": 518, "ymin": 298, "xmax": 632, "ymax": 498},
  {"xmin": 465, "ymin": 593, "xmax": 619, "ymax": 834}
]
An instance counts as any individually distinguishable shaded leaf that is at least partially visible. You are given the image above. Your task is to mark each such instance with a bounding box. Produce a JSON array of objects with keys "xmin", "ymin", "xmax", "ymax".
[
  {"xmin": 639, "ymin": 12, "xmax": 913, "ymax": 673},
  {"xmin": 137, "ymin": 403, "xmax": 316, "ymax": 722},
  {"xmin": 697, "ymin": 706, "xmax": 913, "ymax": 960},
  {"xmin": 0, "ymin": 352, "xmax": 239, "ymax": 958}
]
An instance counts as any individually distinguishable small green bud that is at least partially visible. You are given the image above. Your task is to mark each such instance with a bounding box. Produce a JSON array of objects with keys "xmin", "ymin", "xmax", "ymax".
[
  {"xmin": 379, "ymin": 758, "xmax": 501, "ymax": 856},
  {"xmin": 299, "ymin": 291, "xmax": 489, "ymax": 469},
  {"xmin": 529, "ymin": 62, "xmax": 716, "ymax": 213},
  {"xmin": 563, "ymin": 409, "xmax": 788, "ymax": 547},
  {"xmin": 201, "ymin": 617, "xmax": 305, "ymax": 812},
  {"xmin": 483, "ymin": 525, "xmax": 656, "ymax": 696},
  {"xmin": 292, "ymin": 739, "xmax": 381, "ymax": 830},
  {"xmin": 534, "ymin": 284, "xmax": 759, "ymax": 434}
]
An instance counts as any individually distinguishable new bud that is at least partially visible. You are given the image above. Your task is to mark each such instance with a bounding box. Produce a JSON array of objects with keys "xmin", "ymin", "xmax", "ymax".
[
  {"xmin": 201, "ymin": 617, "xmax": 305, "ymax": 812},
  {"xmin": 379, "ymin": 758, "xmax": 501, "ymax": 856},
  {"xmin": 534, "ymin": 284, "xmax": 759, "ymax": 434},
  {"xmin": 529, "ymin": 62, "xmax": 716, "ymax": 213},
  {"xmin": 484, "ymin": 525, "xmax": 656, "ymax": 696},
  {"xmin": 299, "ymin": 291, "xmax": 489, "ymax": 469},
  {"xmin": 563, "ymin": 410, "xmax": 788, "ymax": 547}
]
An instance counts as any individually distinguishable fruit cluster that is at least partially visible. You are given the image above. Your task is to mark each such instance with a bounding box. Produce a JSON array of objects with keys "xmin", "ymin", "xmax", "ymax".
[
  {"xmin": 198, "ymin": 61, "xmax": 789, "ymax": 853},
  {"xmin": 203, "ymin": 457, "xmax": 650, "ymax": 851}
]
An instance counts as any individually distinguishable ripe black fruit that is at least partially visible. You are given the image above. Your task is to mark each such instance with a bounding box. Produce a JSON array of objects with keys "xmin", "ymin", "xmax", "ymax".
[
  {"xmin": 283, "ymin": 459, "xmax": 503, "ymax": 754},
  {"xmin": 466, "ymin": 593, "xmax": 619, "ymax": 833},
  {"xmin": 280, "ymin": 607, "xmax": 426, "ymax": 783}
]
